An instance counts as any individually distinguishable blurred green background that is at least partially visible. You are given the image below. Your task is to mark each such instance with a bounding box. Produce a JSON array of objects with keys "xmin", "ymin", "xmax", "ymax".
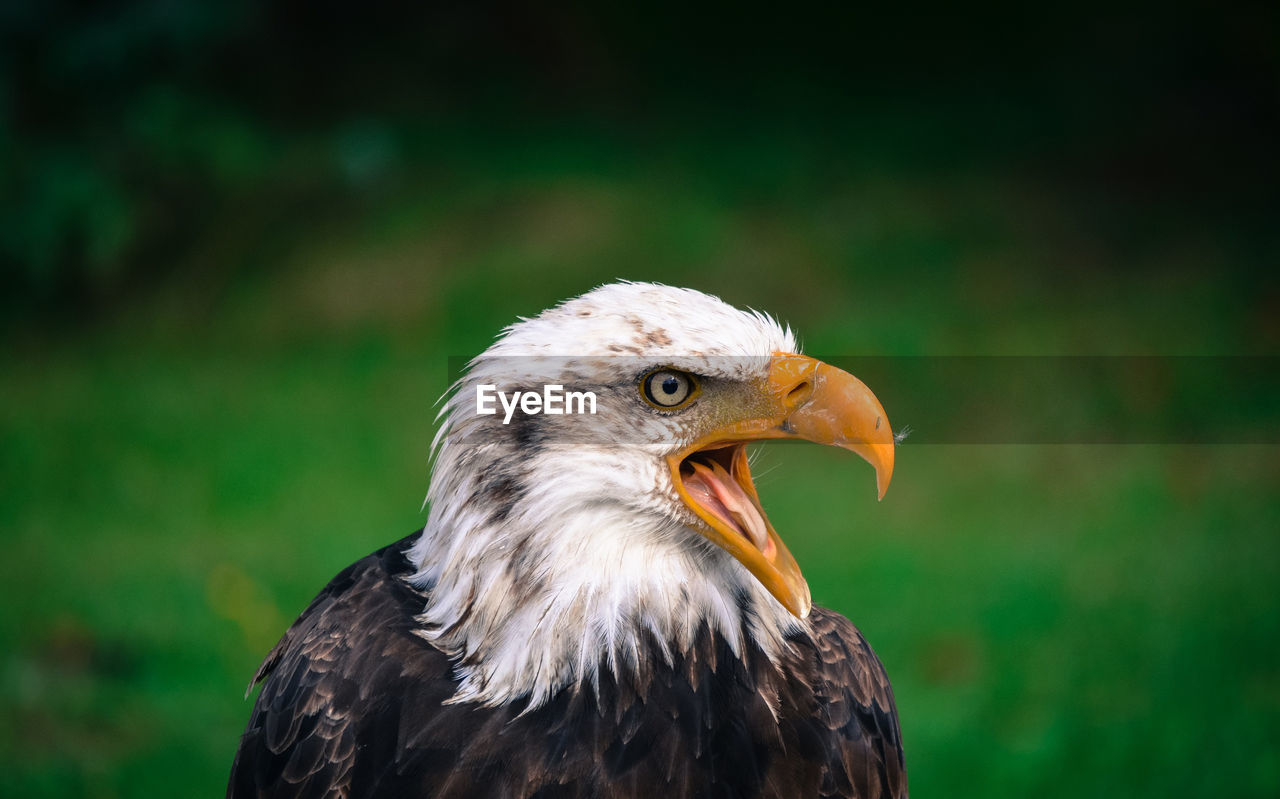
[{"xmin": 2, "ymin": 2, "xmax": 1278, "ymax": 797}]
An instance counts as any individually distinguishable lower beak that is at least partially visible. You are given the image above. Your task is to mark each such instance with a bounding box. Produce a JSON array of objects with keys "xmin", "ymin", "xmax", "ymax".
[{"xmin": 668, "ymin": 353, "xmax": 895, "ymax": 618}]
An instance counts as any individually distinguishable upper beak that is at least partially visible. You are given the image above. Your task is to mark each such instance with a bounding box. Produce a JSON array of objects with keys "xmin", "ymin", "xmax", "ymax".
[
  {"xmin": 767, "ymin": 353, "xmax": 895, "ymax": 499},
  {"xmin": 668, "ymin": 353, "xmax": 895, "ymax": 618}
]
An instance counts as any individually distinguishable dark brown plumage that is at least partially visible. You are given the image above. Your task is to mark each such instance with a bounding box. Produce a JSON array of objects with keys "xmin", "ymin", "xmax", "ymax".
[{"xmin": 228, "ymin": 533, "xmax": 906, "ymax": 799}]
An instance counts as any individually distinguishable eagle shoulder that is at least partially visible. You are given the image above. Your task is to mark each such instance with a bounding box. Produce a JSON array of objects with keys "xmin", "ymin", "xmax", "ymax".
[
  {"xmin": 788, "ymin": 606, "xmax": 908, "ymax": 799},
  {"xmin": 228, "ymin": 533, "xmax": 453, "ymax": 798}
]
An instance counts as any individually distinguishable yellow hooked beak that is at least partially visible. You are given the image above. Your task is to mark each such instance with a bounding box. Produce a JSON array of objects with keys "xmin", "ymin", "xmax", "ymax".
[{"xmin": 667, "ymin": 354, "xmax": 894, "ymax": 618}]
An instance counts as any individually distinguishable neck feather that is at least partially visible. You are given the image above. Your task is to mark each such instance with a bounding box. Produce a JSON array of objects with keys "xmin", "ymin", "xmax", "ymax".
[{"xmin": 406, "ymin": 489, "xmax": 801, "ymax": 708}]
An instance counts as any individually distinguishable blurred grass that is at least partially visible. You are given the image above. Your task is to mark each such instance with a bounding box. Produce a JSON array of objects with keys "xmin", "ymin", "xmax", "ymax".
[{"xmin": 2, "ymin": 127, "xmax": 1278, "ymax": 798}]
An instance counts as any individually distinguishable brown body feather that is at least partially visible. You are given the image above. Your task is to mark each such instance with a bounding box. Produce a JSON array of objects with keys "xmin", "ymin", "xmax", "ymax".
[{"xmin": 228, "ymin": 533, "xmax": 907, "ymax": 799}]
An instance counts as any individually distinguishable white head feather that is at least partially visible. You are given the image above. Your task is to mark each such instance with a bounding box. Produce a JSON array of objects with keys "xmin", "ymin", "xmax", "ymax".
[{"xmin": 408, "ymin": 282, "xmax": 804, "ymax": 707}]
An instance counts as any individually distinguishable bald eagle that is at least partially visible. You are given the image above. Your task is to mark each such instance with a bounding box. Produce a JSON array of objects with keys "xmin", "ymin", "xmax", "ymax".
[{"xmin": 228, "ymin": 282, "xmax": 906, "ymax": 798}]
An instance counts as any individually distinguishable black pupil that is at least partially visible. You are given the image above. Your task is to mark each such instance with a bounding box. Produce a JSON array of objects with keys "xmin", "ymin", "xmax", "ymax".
[{"xmin": 661, "ymin": 376, "xmax": 680, "ymax": 395}]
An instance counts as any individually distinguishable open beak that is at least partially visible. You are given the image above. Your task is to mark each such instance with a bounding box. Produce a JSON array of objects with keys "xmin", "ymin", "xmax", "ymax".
[{"xmin": 667, "ymin": 353, "xmax": 894, "ymax": 618}]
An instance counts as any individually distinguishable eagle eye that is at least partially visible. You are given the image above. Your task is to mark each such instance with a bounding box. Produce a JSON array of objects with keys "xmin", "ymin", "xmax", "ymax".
[{"xmin": 641, "ymin": 369, "xmax": 699, "ymax": 409}]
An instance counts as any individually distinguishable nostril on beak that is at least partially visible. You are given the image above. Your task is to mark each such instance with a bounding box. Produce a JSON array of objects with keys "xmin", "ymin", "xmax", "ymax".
[{"xmin": 785, "ymin": 380, "xmax": 812, "ymax": 408}]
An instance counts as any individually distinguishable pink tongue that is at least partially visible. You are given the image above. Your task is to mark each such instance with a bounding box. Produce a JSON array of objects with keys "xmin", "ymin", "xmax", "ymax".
[{"xmin": 684, "ymin": 459, "xmax": 774, "ymax": 557}]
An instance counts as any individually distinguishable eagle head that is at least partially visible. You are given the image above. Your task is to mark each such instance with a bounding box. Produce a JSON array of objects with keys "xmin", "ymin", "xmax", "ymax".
[{"xmin": 407, "ymin": 282, "xmax": 893, "ymax": 706}]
